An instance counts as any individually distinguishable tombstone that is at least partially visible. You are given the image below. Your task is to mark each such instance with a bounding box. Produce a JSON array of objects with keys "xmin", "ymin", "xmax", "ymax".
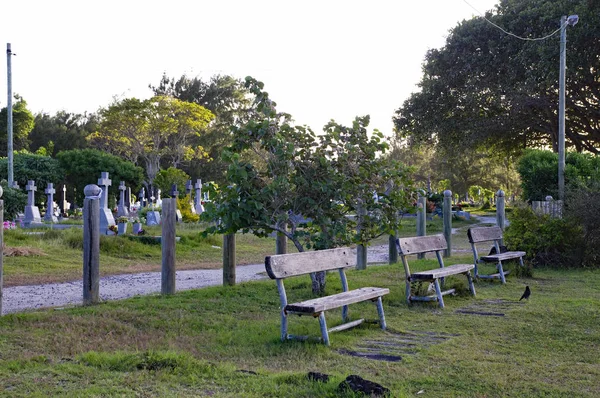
[
  {"xmin": 146, "ymin": 210, "xmax": 161, "ymax": 226},
  {"xmin": 194, "ymin": 179, "xmax": 204, "ymax": 215},
  {"xmin": 97, "ymin": 172, "xmax": 116, "ymax": 234},
  {"xmin": 139, "ymin": 187, "xmax": 146, "ymax": 208},
  {"xmin": 61, "ymin": 184, "xmax": 69, "ymax": 215},
  {"xmin": 11, "ymin": 181, "xmax": 19, "ymax": 189},
  {"xmin": 44, "ymin": 183, "xmax": 58, "ymax": 223},
  {"xmin": 171, "ymin": 184, "xmax": 183, "ymax": 223},
  {"xmin": 24, "ymin": 180, "xmax": 42, "ymax": 226},
  {"xmin": 117, "ymin": 181, "xmax": 129, "ymax": 217},
  {"xmin": 155, "ymin": 189, "xmax": 163, "ymax": 208}
]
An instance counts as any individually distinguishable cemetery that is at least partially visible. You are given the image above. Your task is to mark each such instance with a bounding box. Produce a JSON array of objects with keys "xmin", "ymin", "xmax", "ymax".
[{"xmin": 1, "ymin": 1, "xmax": 599, "ymax": 396}]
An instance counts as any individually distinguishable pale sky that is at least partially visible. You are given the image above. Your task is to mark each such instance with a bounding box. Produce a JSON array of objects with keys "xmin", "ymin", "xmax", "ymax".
[{"xmin": 0, "ymin": 0, "xmax": 498, "ymax": 136}]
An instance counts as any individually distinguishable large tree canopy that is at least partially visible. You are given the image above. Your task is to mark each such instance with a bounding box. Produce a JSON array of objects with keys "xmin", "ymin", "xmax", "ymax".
[
  {"xmin": 29, "ymin": 111, "xmax": 98, "ymax": 155},
  {"xmin": 394, "ymin": 0, "xmax": 600, "ymax": 155},
  {"xmin": 88, "ymin": 96, "xmax": 214, "ymax": 186},
  {"xmin": 0, "ymin": 96, "xmax": 35, "ymax": 155}
]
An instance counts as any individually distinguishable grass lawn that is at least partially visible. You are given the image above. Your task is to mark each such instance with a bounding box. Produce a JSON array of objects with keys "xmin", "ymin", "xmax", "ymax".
[{"xmin": 1, "ymin": 256, "xmax": 598, "ymax": 397}]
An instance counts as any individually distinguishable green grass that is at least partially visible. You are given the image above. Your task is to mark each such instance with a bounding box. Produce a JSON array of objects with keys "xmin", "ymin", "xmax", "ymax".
[{"xmin": 1, "ymin": 260, "xmax": 599, "ymax": 397}]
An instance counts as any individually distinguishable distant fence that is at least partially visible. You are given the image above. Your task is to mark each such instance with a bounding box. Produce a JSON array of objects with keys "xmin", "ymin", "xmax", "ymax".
[{"xmin": 532, "ymin": 198, "xmax": 563, "ymax": 218}]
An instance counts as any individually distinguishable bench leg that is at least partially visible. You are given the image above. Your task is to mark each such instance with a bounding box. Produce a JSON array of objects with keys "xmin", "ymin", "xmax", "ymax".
[
  {"xmin": 474, "ymin": 262, "xmax": 480, "ymax": 279},
  {"xmin": 342, "ymin": 305, "xmax": 348, "ymax": 323},
  {"xmin": 498, "ymin": 261, "xmax": 507, "ymax": 284},
  {"xmin": 280, "ymin": 310, "xmax": 288, "ymax": 342},
  {"xmin": 466, "ymin": 271, "xmax": 476, "ymax": 296},
  {"xmin": 318, "ymin": 312, "xmax": 330, "ymax": 346},
  {"xmin": 433, "ymin": 279, "xmax": 445, "ymax": 309},
  {"xmin": 405, "ymin": 280, "xmax": 412, "ymax": 304},
  {"xmin": 375, "ymin": 296, "xmax": 387, "ymax": 330},
  {"xmin": 519, "ymin": 256, "xmax": 525, "ymax": 269}
]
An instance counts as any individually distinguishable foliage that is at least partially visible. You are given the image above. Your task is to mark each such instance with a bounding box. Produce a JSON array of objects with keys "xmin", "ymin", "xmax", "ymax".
[
  {"xmin": 28, "ymin": 111, "xmax": 98, "ymax": 155},
  {"xmin": 0, "ymin": 181, "xmax": 27, "ymax": 220},
  {"xmin": 176, "ymin": 196, "xmax": 199, "ymax": 223},
  {"xmin": 56, "ymin": 149, "xmax": 144, "ymax": 205},
  {"xmin": 394, "ymin": 0, "xmax": 600, "ymax": 155},
  {"xmin": 0, "ymin": 95, "xmax": 35, "ymax": 155},
  {"xmin": 153, "ymin": 167, "xmax": 190, "ymax": 197},
  {"xmin": 517, "ymin": 149, "xmax": 600, "ymax": 201},
  {"xmin": 89, "ymin": 96, "xmax": 214, "ymax": 186},
  {"xmin": 201, "ymin": 77, "xmax": 413, "ymax": 294},
  {"xmin": 563, "ymin": 183, "xmax": 600, "ymax": 267},
  {"xmin": 504, "ymin": 203, "xmax": 585, "ymax": 267},
  {"xmin": 150, "ymin": 73, "xmax": 253, "ymax": 185}
]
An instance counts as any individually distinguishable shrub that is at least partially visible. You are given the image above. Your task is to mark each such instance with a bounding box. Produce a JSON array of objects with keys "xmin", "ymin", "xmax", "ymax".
[
  {"xmin": 177, "ymin": 196, "xmax": 199, "ymax": 223},
  {"xmin": 1, "ymin": 182, "xmax": 27, "ymax": 220}
]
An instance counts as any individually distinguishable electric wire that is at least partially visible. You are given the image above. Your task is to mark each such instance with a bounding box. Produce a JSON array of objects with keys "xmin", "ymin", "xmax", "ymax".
[{"xmin": 462, "ymin": 0, "xmax": 565, "ymax": 41}]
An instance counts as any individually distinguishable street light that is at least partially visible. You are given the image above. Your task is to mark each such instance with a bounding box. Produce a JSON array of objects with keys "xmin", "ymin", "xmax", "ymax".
[{"xmin": 558, "ymin": 15, "xmax": 578, "ymax": 201}]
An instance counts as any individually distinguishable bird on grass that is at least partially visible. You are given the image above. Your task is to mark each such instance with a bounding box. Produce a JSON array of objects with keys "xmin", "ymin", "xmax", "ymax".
[{"xmin": 519, "ymin": 286, "xmax": 531, "ymax": 301}]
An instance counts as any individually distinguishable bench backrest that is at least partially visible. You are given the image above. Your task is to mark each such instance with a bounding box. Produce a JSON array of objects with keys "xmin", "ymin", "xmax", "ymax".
[
  {"xmin": 468, "ymin": 226, "xmax": 503, "ymax": 243},
  {"xmin": 397, "ymin": 234, "xmax": 447, "ymax": 256},
  {"xmin": 265, "ymin": 247, "xmax": 355, "ymax": 279}
]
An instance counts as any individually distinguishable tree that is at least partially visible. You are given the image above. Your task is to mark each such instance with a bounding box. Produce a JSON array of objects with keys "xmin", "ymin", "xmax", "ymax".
[
  {"xmin": 202, "ymin": 77, "xmax": 412, "ymax": 294},
  {"xmin": 88, "ymin": 96, "xmax": 214, "ymax": 187},
  {"xmin": 153, "ymin": 167, "xmax": 190, "ymax": 198},
  {"xmin": 56, "ymin": 149, "xmax": 144, "ymax": 205},
  {"xmin": 150, "ymin": 74, "xmax": 253, "ymax": 184},
  {"xmin": 394, "ymin": 0, "xmax": 600, "ymax": 155},
  {"xmin": 29, "ymin": 111, "xmax": 97, "ymax": 155},
  {"xmin": 0, "ymin": 95, "xmax": 35, "ymax": 155}
]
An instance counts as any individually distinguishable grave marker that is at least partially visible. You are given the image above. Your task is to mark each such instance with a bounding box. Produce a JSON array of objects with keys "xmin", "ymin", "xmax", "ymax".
[
  {"xmin": 44, "ymin": 183, "xmax": 58, "ymax": 223},
  {"xmin": 24, "ymin": 180, "xmax": 42, "ymax": 226},
  {"xmin": 97, "ymin": 172, "xmax": 115, "ymax": 234},
  {"xmin": 194, "ymin": 179, "xmax": 204, "ymax": 215},
  {"xmin": 117, "ymin": 181, "xmax": 129, "ymax": 217}
]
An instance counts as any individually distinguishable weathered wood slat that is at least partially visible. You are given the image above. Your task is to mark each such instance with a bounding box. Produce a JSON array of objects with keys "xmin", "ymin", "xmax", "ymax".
[
  {"xmin": 328, "ymin": 319, "xmax": 365, "ymax": 333},
  {"xmin": 285, "ymin": 287, "xmax": 389, "ymax": 314},
  {"xmin": 478, "ymin": 271, "xmax": 510, "ymax": 279},
  {"xmin": 468, "ymin": 226, "xmax": 504, "ymax": 243},
  {"xmin": 265, "ymin": 247, "xmax": 355, "ymax": 279},
  {"xmin": 410, "ymin": 264, "xmax": 474, "ymax": 280},
  {"xmin": 397, "ymin": 234, "xmax": 447, "ymax": 255},
  {"xmin": 481, "ymin": 252, "xmax": 526, "ymax": 262},
  {"xmin": 410, "ymin": 288, "xmax": 455, "ymax": 301}
]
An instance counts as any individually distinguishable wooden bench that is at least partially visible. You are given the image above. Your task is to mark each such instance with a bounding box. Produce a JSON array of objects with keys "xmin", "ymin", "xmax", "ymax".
[
  {"xmin": 467, "ymin": 226, "xmax": 526, "ymax": 284},
  {"xmin": 397, "ymin": 235, "xmax": 476, "ymax": 309},
  {"xmin": 265, "ymin": 247, "xmax": 389, "ymax": 346}
]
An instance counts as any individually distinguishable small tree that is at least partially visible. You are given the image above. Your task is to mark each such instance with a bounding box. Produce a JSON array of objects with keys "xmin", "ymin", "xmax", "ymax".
[
  {"xmin": 153, "ymin": 167, "xmax": 190, "ymax": 198},
  {"xmin": 202, "ymin": 77, "xmax": 412, "ymax": 294}
]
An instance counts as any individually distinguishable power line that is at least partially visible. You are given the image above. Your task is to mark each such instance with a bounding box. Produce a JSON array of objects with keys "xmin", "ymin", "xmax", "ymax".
[{"xmin": 462, "ymin": 0, "xmax": 565, "ymax": 41}]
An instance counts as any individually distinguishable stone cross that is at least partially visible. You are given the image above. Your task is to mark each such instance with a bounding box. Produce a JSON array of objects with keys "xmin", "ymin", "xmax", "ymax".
[
  {"xmin": 26, "ymin": 180, "xmax": 37, "ymax": 206},
  {"xmin": 185, "ymin": 179, "xmax": 192, "ymax": 195},
  {"xmin": 117, "ymin": 181, "xmax": 129, "ymax": 217},
  {"xmin": 97, "ymin": 172, "xmax": 112, "ymax": 209},
  {"xmin": 62, "ymin": 184, "xmax": 68, "ymax": 214},
  {"xmin": 171, "ymin": 184, "xmax": 179, "ymax": 198},
  {"xmin": 194, "ymin": 179, "xmax": 204, "ymax": 215},
  {"xmin": 44, "ymin": 183, "xmax": 58, "ymax": 222}
]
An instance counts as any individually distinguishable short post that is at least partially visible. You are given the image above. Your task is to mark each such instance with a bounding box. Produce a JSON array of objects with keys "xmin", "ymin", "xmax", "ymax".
[
  {"xmin": 83, "ymin": 184, "xmax": 101, "ymax": 305},
  {"xmin": 356, "ymin": 202, "xmax": 367, "ymax": 270},
  {"xmin": 161, "ymin": 198, "xmax": 176, "ymax": 294},
  {"xmin": 416, "ymin": 192, "xmax": 426, "ymax": 259},
  {"xmin": 443, "ymin": 190, "xmax": 452, "ymax": 257},
  {"xmin": 496, "ymin": 190, "xmax": 506, "ymax": 230},
  {"xmin": 388, "ymin": 233, "xmax": 398, "ymax": 264},
  {"xmin": 0, "ymin": 187, "xmax": 4, "ymax": 315},
  {"xmin": 276, "ymin": 221, "xmax": 287, "ymax": 255},
  {"xmin": 223, "ymin": 233, "xmax": 236, "ymax": 286}
]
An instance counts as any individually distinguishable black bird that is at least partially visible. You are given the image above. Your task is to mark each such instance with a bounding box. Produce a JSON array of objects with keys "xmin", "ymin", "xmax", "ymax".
[{"xmin": 519, "ymin": 286, "xmax": 531, "ymax": 301}]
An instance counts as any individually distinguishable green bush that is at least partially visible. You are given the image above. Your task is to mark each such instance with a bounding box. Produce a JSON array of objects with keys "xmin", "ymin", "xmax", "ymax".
[
  {"xmin": 504, "ymin": 204, "xmax": 584, "ymax": 268},
  {"xmin": 154, "ymin": 167, "xmax": 190, "ymax": 198},
  {"xmin": 1, "ymin": 182, "xmax": 27, "ymax": 220},
  {"xmin": 177, "ymin": 197, "xmax": 199, "ymax": 223}
]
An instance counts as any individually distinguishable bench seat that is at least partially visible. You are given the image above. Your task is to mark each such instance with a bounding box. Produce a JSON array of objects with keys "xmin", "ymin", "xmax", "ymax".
[
  {"xmin": 480, "ymin": 251, "xmax": 526, "ymax": 262},
  {"xmin": 410, "ymin": 263, "xmax": 474, "ymax": 280},
  {"xmin": 286, "ymin": 287, "xmax": 390, "ymax": 314}
]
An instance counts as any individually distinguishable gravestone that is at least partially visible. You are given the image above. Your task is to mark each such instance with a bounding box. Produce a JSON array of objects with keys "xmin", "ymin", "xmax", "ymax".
[
  {"xmin": 156, "ymin": 189, "xmax": 163, "ymax": 208},
  {"xmin": 117, "ymin": 181, "xmax": 129, "ymax": 217},
  {"xmin": 139, "ymin": 187, "xmax": 146, "ymax": 208},
  {"xmin": 146, "ymin": 188, "xmax": 161, "ymax": 226},
  {"xmin": 61, "ymin": 184, "xmax": 70, "ymax": 215},
  {"xmin": 44, "ymin": 183, "xmax": 58, "ymax": 223},
  {"xmin": 172, "ymin": 184, "xmax": 183, "ymax": 223},
  {"xmin": 186, "ymin": 180, "xmax": 196, "ymax": 215},
  {"xmin": 127, "ymin": 187, "xmax": 132, "ymax": 212},
  {"xmin": 97, "ymin": 172, "xmax": 115, "ymax": 234},
  {"xmin": 24, "ymin": 180, "xmax": 42, "ymax": 226},
  {"xmin": 194, "ymin": 179, "xmax": 204, "ymax": 215}
]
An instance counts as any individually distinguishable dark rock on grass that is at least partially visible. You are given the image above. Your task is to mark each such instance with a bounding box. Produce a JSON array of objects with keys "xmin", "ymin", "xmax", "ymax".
[
  {"xmin": 307, "ymin": 371, "xmax": 330, "ymax": 383},
  {"xmin": 338, "ymin": 375, "xmax": 390, "ymax": 396}
]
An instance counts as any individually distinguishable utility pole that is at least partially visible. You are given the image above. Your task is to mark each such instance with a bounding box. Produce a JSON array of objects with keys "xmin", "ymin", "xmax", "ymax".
[
  {"xmin": 6, "ymin": 43, "xmax": 14, "ymax": 187},
  {"xmin": 558, "ymin": 16, "xmax": 566, "ymax": 202}
]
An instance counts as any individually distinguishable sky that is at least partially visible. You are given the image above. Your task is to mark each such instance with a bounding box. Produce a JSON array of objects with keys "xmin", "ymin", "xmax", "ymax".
[{"xmin": 0, "ymin": 0, "xmax": 499, "ymax": 136}]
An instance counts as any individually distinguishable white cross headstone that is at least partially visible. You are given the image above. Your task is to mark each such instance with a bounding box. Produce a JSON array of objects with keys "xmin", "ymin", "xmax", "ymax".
[
  {"xmin": 97, "ymin": 172, "xmax": 115, "ymax": 233},
  {"xmin": 44, "ymin": 183, "xmax": 58, "ymax": 222},
  {"xmin": 194, "ymin": 179, "xmax": 204, "ymax": 215},
  {"xmin": 24, "ymin": 180, "xmax": 42, "ymax": 226},
  {"xmin": 117, "ymin": 181, "xmax": 129, "ymax": 217}
]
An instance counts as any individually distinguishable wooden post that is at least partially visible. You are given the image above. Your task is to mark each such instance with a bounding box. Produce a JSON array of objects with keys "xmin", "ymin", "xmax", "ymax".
[
  {"xmin": 223, "ymin": 233, "xmax": 236, "ymax": 285},
  {"xmin": 161, "ymin": 198, "xmax": 176, "ymax": 294},
  {"xmin": 496, "ymin": 189, "xmax": 506, "ymax": 230},
  {"xmin": 416, "ymin": 192, "xmax": 426, "ymax": 259},
  {"xmin": 356, "ymin": 203, "xmax": 367, "ymax": 270},
  {"xmin": 0, "ymin": 187, "xmax": 3, "ymax": 315},
  {"xmin": 83, "ymin": 184, "xmax": 101, "ymax": 305},
  {"xmin": 276, "ymin": 221, "xmax": 287, "ymax": 255},
  {"xmin": 443, "ymin": 190, "xmax": 452, "ymax": 258},
  {"xmin": 388, "ymin": 233, "xmax": 398, "ymax": 264}
]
